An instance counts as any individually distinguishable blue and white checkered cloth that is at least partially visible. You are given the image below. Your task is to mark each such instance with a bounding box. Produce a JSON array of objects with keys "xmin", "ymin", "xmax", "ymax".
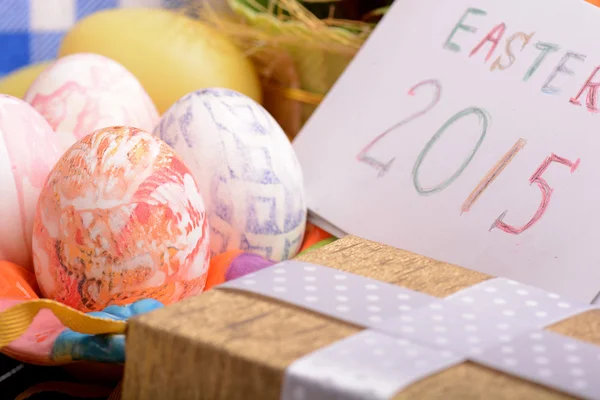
[{"xmin": 0, "ymin": 0, "xmax": 185, "ymax": 77}]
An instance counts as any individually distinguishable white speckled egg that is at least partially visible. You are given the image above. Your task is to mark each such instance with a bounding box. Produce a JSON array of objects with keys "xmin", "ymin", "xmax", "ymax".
[
  {"xmin": 154, "ymin": 88, "xmax": 306, "ymax": 262},
  {"xmin": 24, "ymin": 53, "xmax": 159, "ymax": 141},
  {"xmin": 0, "ymin": 95, "xmax": 65, "ymax": 270}
]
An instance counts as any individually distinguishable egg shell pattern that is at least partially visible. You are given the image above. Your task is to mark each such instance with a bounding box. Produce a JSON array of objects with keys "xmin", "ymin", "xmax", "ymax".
[
  {"xmin": 24, "ymin": 53, "xmax": 159, "ymax": 141},
  {"xmin": 154, "ymin": 88, "xmax": 306, "ymax": 262},
  {"xmin": 0, "ymin": 95, "xmax": 64, "ymax": 270},
  {"xmin": 32, "ymin": 126, "xmax": 210, "ymax": 312}
]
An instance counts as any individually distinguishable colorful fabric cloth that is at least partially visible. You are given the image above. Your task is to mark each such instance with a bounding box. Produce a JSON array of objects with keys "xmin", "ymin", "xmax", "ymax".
[{"xmin": 0, "ymin": 0, "xmax": 184, "ymax": 77}]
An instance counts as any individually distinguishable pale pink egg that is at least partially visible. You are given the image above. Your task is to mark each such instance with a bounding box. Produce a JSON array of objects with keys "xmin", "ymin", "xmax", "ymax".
[
  {"xmin": 0, "ymin": 95, "xmax": 65, "ymax": 270},
  {"xmin": 32, "ymin": 126, "xmax": 210, "ymax": 312},
  {"xmin": 24, "ymin": 53, "xmax": 159, "ymax": 142}
]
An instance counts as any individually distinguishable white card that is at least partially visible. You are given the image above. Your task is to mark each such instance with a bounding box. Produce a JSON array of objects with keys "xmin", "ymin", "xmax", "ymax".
[{"xmin": 293, "ymin": 0, "xmax": 600, "ymax": 302}]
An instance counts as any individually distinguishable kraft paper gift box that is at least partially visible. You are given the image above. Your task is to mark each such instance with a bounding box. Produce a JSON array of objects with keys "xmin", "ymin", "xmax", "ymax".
[{"xmin": 121, "ymin": 236, "xmax": 600, "ymax": 400}]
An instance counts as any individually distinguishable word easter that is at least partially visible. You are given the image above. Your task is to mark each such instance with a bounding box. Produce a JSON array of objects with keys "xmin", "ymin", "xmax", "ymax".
[{"xmin": 445, "ymin": 7, "xmax": 600, "ymax": 112}]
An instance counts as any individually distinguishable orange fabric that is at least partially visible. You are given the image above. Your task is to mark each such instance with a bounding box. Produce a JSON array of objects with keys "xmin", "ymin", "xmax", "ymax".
[
  {"xmin": 0, "ymin": 261, "xmax": 40, "ymax": 300},
  {"xmin": 587, "ymin": 0, "xmax": 600, "ymax": 6},
  {"xmin": 204, "ymin": 250, "xmax": 245, "ymax": 291},
  {"xmin": 299, "ymin": 223, "xmax": 333, "ymax": 253}
]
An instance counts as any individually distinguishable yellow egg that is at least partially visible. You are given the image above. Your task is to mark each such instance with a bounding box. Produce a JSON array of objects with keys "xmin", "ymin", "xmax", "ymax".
[
  {"xmin": 59, "ymin": 8, "xmax": 262, "ymax": 115},
  {"xmin": 0, "ymin": 62, "xmax": 52, "ymax": 99}
]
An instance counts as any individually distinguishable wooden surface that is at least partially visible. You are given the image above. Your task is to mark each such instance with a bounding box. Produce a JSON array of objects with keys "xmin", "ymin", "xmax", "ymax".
[{"xmin": 122, "ymin": 236, "xmax": 600, "ymax": 399}]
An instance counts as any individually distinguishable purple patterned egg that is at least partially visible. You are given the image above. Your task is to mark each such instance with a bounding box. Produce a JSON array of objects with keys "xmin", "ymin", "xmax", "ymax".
[{"xmin": 153, "ymin": 88, "xmax": 306, "ymax": 261}]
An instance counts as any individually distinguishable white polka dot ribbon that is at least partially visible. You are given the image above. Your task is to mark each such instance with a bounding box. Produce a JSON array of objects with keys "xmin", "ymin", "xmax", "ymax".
[
  {"xmin": 219, "ymin": 261, "xmax": 598, "ymax": 399},
  {"xmin": 221, "ymin": 260, "xmax": 437, "ymax": 328},
  {"xmin": 376, "ymin": 278, "xmax": 591, "ymax": 356}
]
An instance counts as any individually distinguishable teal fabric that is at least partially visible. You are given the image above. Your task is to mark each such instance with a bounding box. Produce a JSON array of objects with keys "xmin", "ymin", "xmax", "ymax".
[{"xmin": 51, "ymin": 298, "xmax": 164, "ymax": 363}]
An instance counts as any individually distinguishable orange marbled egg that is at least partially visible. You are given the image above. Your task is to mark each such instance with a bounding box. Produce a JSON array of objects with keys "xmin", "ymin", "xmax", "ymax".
[{"xmin": 32, "ymin": 126, "xmax": 210, "ymax": 312}]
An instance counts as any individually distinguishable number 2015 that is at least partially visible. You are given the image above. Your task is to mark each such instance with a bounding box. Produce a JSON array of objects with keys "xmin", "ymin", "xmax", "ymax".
[{"xmin": 356, "ymin": 79, "xmax": 580, "ymax": 235}]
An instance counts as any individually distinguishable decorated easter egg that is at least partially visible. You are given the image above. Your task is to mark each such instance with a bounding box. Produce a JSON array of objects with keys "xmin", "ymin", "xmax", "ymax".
[
  {"xmin": 154, "ymin": 88, "xmax": 306, "ymax": 262},
  {"xmin": 24, "ymin": 53, "xmax": 159, "ymax": 141},
  {"xmin": 32, "ymin": 126, "xmax": 210, "ymax": 312},
  {"xmin": 0, "ymin": 95, "xmax": 65, "ymax": 270}
]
